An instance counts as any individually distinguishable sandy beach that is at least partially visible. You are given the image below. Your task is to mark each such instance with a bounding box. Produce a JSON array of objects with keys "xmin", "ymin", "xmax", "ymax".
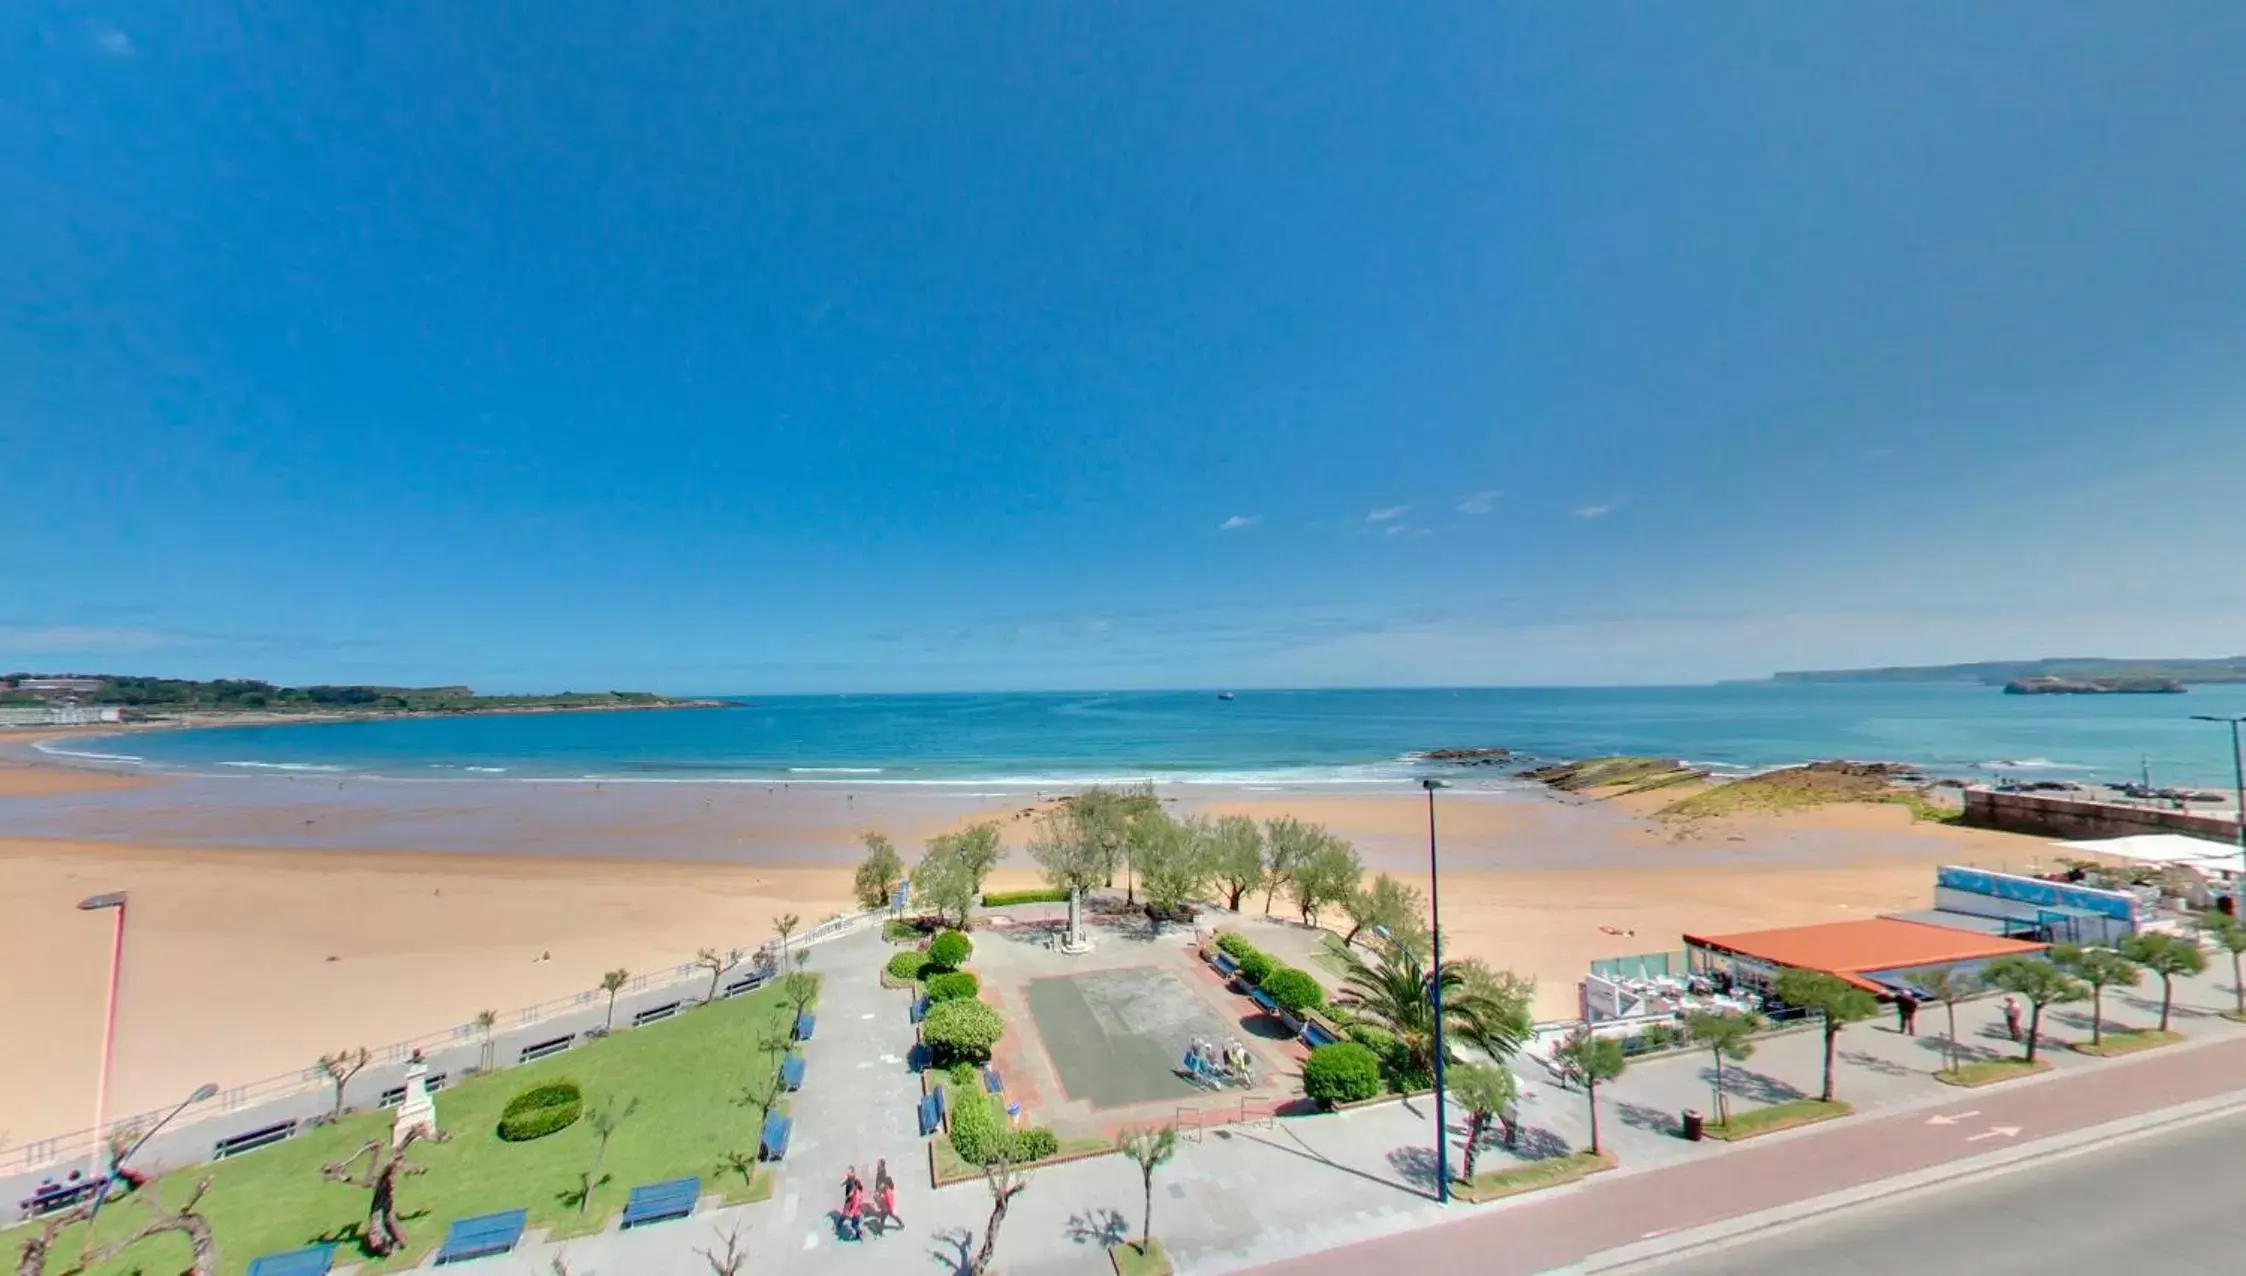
[{"xmin": 0, "ymin": 743, "xmax": 2065, "ymax": 1143}]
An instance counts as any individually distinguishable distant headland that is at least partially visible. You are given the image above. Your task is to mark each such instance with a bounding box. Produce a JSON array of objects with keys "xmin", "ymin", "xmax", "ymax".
[
  {"xmin": 1, "ymin": 672, "xmax": 718, "ymax": 727},
  {"xmin": 1738, "ymin": 656, "xmax": 2246, "ymax": 693}
]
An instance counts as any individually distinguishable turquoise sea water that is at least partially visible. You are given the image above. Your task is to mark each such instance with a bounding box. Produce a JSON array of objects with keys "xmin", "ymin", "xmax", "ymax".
[{"xmin": 41, "ymin": 684, "xmax": 2246, "ymax": 789}]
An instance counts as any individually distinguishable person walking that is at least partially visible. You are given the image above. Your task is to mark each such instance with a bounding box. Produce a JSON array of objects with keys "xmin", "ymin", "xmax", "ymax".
[
  {"xmin": 2002, "ymin": 996, "xmax": 2023, "ymax": 1044},
  {"xmin": 840, "ymin": 1166, "xmax": 864, "ymax": 1241},
  {"xmin": 874, "ymin": 1159, "xmax": 901, "ymax": 1234},
  {"xmin": 1897, "ymin": 994, "xmax": 1918, "ymax": 1035}
]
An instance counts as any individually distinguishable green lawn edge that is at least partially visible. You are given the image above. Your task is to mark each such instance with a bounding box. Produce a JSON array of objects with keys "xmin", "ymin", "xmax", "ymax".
[
  {"xmin": 1702, "ymin": 1098, "xmax": 1852, "ymax": 1141},
  {"xmin": 1453, "ymin": 1150, "xmax": 1616, "ymax": 1203},
  {"xmin": 1935, "ymin": 1057, "xmax": 2053, "ymax": 1087},
  {"xmin": 1110, "ymin": 1238, "xmax": 1175, "ymax": 1276},
  {"xmin": 4, "ymin": 982, "xmax": 812, "ymax": 1276},
  {"xmin": 2072, "ymin": 1029, "xmax": 2184, "ymax": 1057}
]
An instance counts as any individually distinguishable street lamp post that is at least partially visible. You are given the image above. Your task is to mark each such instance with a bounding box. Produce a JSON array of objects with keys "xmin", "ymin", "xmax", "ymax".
[
  {"xmin": 77, "ymin": 891, "xmax": 129, "ymax": 1187},
  {"xmin": 2191, "ymin": 715, "xmax": 2246, "ymax": 889},
  {"xmin": 88, "ymin": 1081, "xmax": 217, "ymax": 1221},
  {"xmin": 1421, "ymin": 777, "xmax": 1451, "ymax": 1204}
]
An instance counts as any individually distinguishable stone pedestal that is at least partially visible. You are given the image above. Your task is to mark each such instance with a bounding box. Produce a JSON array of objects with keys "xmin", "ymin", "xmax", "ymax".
[
  {"xmin": 392, "ymin": 1057, "xmax": 437, "ymax": 1148},
  {"xmin": 1060, "ymin": 888, "xmax": 1093, "ymax": 954}
]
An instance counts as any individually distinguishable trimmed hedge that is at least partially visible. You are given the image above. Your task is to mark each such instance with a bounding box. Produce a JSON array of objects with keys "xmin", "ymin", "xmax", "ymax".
[
  {"xmin": 982, "ymin": 888, "xmax": 1071, "ymax": 907},
  {"xmin": 922, "ymin": 998, "xmax": 1005, "ymax": 1067},
  {"xmin": 1260, "ymin": 967, "xmax": 1325, "ymax": 1015},
  {"xmin": 886, "ymin": 950, "xmax": 933, "ymax": 982},
  {"xmin": 1214, "ymin": 932, "xmax": 1259, "ymax": 962},
  {"xmin": 927, "ymin": 929, "xmax": 974, "ymax": 971},
  {"xmin": 1302, "ymin": 1043, "xmax": 1384, "ymax": 1108},
  {"xmin": 946, "ymin": 1079, "xmax": 1061, "ymax": 1166},
  {"xmin": 1235, "ymin": 949, "xmax": 1276, "ymax": 986},
  {"xmin": 925, "ymin": 970, "xmax": 981, "ymax": 1003},
  {"xmin": 497, "ymin": 1079, "xmax": 584, "ymax": 1142},
  {"xmin": 1011, "ymin": 1126, "xmax": 1061, "ymax": 1161}
]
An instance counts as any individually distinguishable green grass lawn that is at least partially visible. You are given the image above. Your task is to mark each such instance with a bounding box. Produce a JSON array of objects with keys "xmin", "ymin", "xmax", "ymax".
[
  {"xmin": 1935, "ymin": 1057, "xmax": 2052, "ymax": 1087},
  {"xmin": 1110, "ymin": 1238, "xmax": 1174, "ymax": 1275},
  {"xmin": 2072, "ymin": 1029, "xmax": 2183, "ymax": 1057},
  {"xmin": 1702, "ymin": 1098, "xmax": 1851, "ymax": 1141},
  {"xmin": 6, "ymin": 982, "xmax": 806, "ymax": 1276},
  {"xmin": 1453, "ymin": 1150, "xmax": 1615, "ymax": 1203}
]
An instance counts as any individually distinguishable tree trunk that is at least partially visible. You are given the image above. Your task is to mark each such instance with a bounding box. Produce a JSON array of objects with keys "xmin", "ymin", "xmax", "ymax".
[
  {"xmin": 1711, "ymin": 1055, "xmax": 1729, "ymax": 1125},
  {"xmin": 970, "ymin": 1188, "xmax": 1018, "ymax": 1275},
  {"xmin": 2160, "ymin": 976, "xmax": 2174, "ymax": 1033},
  {"xmin": 2233, "ymin": 952, "xmax": 2243, "ymax": 1015},
  {"xmin": 368, "ymin": 1168, "xmax": 407, "ymax": 1255},
  {"xmin": 1461, "ymin": 1112, "xmax": 1485, "ymax": 1183},
  {"xmin": 2024, "ymin": 1004, "xmax": 2042, "ymax": 1063},
  {"xmin": 1262, "ymin": 880, "xmax": 1280, "ymax": 914},
  {"xmin": 1820, "ymin": 1021, "xmax": 1837, "ymax": 1102},
  {"xmin": 606, "ymin": 992, "xmax": 618, "ymax": 1030},
  {"xmin": 1343, "ymin": 922, "xmax": 1364, "ymax": 946},
  {"xmin": 1142, "ymin": 1172, "xmax": 1155, "ymax": 1252},
  {"xmin": 1944, "ymin": 1001, "xmax": 1959, "ymax": 1073},
  {"xmin": 1586, "ymin": 1079, "xmax": 1602, "ymax": 1154}
]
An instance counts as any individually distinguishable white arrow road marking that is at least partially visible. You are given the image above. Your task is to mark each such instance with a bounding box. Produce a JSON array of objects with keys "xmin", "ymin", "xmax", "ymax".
[
  {"xmin": 1965, "ymin": 1126, "xmax": 2021, "ymax": 1142},
  {"xmin": 1925, "ymin": 1110, "xmax": 1983, "ymax": 1126}
]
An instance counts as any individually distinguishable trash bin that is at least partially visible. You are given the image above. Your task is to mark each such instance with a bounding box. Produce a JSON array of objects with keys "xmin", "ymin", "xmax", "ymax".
[{"xmin": 1681, "ymin": 1108, "xmax": 1705, "ymax": 1142}]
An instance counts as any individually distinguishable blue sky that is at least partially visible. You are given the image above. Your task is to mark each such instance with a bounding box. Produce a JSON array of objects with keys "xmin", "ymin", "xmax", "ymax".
[{"xmin": 6, "ymin": 4, "xmax": 2245, "ymax": 693}]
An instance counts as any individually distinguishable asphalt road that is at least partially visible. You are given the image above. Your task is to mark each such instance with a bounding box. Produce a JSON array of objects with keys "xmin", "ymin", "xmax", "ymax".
[{"xmin": 1645, "ymin": 1108, "xmax": 2246, "ymax": 1274}]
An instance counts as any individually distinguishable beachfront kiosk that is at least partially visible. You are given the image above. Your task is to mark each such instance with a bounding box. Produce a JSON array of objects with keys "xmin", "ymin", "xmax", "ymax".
[{"xmin": 1683, "ymin": 917, "xmax": 2048, "ymax": 1002}]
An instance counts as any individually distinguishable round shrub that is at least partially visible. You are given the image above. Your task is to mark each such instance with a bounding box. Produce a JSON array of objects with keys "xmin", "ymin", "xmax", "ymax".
[
  {"xmin": 1235, "ymin": 949, "xmax": 1277, "ymax": 986},
  {"xmin": 1008, "ymin": 1126, "xmax": 1061, "ymax": 1162},
  {"xmin": 922, "ymin": 997, "xmax": 1005, "ymax": 1067},
  {"xmin": 1214, "ymin": 933, "xmax": 1258, "ymax": 962},
  {"xmin": 1301, "ymin": 1042, "xmax": 1383, "ymax": 1109},
  {"xmin": 1259, "ymin": 966, "xmax": 1325, "ymax": 1015},
  {"xmin": 925, "ymin": 970, "xmax": 981, "ymax": 1003},
  {"xmin": 886, "ymin": 950, "xmax": 932, "ymax": 982},
  {"xmin": 497, "ymin": 1079, "xmax": 583, "ymax": 1142},
  {"xmin": 946, "ymin": 1087, "xmax": 1004, "ymax": 1165},
  {"xmin": 927, "ymin": 929, "xmax": 974, "ymax": 971}
]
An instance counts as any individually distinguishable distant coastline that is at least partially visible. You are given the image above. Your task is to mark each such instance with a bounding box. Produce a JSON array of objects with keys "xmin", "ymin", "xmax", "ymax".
[{"xmin": 1743, "ymin": 656, "xmax": 2246, "ymax": 687}]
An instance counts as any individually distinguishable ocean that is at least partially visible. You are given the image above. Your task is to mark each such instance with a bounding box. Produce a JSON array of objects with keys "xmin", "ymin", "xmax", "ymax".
[{"xmin": 40, "ymin": 684, "xmax": 2246, "ymax": 790}]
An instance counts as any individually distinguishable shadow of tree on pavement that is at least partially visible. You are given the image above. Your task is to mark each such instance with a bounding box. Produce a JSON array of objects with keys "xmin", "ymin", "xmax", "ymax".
[
  {"xmin": 928, "ymin": 1226, "xmax": 974, "ymax": 1275},
  {"xmin": 1066, "ymin": 1207, "xmax": 1129, "ymax": 1248},
  {"xmin": 1616, "ymin": 1100, "xmax": 1679, "ymax": 1136},
  {"xmin": 1837, "ymin": 1048, "xmax": 1912, "ymax": 1078},
  {"xmin": 1700, "ymin": 1065, "xmax": 1804, "ymax": 1106}
]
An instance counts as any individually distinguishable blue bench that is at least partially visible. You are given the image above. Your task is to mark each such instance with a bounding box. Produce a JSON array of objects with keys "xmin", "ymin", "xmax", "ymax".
[
  {"xmin": 983, "ymin": 1066, "xmax": 1004, "ymax": 1095},
  {"xmin": 621, "ymin": 1176, "xmax": 700, "ymax": 1229},
  {"xmin": 518, "ymin": 1035, "xmax": 573, "ymax": 1064},
  {"xmin": 246, "ymin": 1243, "xmax": 335, "ymax": 1276},
  {"xmin": 1211, "ymin": 951, "xmax": 1239, "ymax": 976},
  {"xmin": 1302, "ymin": 1020, "xmax": 1342, "ymax": 1048},
  {"xmin": 434, "ymin": 1208, "xmax": 527, "ymax": 1265},
  {"xmin": 780, "ymin": 1054, "xmax": 806, "ymax": 1091},
  {"xmin": 759, "ymin": 1112, "xmax": 793, "ymax": 1161},
  {"xmin": 910, "ymin": 996, "xmax": 930, "ymax": 1024},
  {"xmin": 793, "ymin": 1011, "xmax": 816, "ymax": 1041},
  {"xmin": 1249, "ymin": 988, "xmax": 1280, "ymax": 1015},
  {"xmin": 917, "ymin": 1092, "xmax": 943, "ymax": 1136},
  {"xmin": 214, "ymin": 1120, "xmax": 295, "ymax": 1160},
  {"xmin": 631, "ymin": 1001, "xmax": 681, "ymax": 1027}
]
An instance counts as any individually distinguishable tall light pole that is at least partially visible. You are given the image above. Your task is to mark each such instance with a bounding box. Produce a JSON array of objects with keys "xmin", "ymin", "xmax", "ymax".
[
  {"xmin": 2191, "ymin": 715, "xmax": 2246, "ymax": 890},
  {"xmin": 1421, "ymin": 777, "xmax": 1451, "ymax": 1204},
  {"xmin": 77, "ymin": 890, "xmax": 129, "ymax": 1186},
  {"xmin": 88, "ymin": 1081, "xmax": 216, "ymax": 1221}
]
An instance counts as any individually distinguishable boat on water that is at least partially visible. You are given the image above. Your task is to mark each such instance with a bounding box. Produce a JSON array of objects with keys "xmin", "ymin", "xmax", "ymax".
[{"xmin": 1216, "ymin": 691, "xmax": 1235, "ymax": 701}]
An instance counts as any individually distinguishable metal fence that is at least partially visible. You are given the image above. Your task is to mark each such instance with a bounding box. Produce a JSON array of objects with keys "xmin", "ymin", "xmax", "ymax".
[{"xmin": 4, "ymin": 907, "xmax": 875, "ymax": 1176}]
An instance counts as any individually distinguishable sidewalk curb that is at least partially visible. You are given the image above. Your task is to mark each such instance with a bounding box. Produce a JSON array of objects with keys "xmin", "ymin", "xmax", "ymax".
[{"xmin": 1557, "ymin": 1085, "xmax": 2246, "ymax": 1273}]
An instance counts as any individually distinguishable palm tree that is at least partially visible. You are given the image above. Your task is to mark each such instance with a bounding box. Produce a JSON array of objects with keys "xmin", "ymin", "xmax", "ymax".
[
  {"xmin": 2120, "ymin": 932, "xmax": 2207, "ymax": 1033},
  {"xmin": 1445, "ymin": 1064, "xmax": 1518, "ymax": 1183},
  {"xmin": 1335, "ymin": 943, "xmax": 1531, "ymax": 1080},
  {"xmin": 474, "ymin": 1009, "xmax": 499, "ymax": 1071},
  {"xmin": 2052, "ymin": 945, "xmax": 2138, "ymax": 1046},
  {"xmin": 774, "ymin": 913, "xmax": 801, "ymax": 963},
  {"xmin": 2198, "ymin": 913, "xmax": 2246, "ymax": 1018},
  {"xmin": 1904, "ymin": 966, "xmax": 1978, "ymax": 1073},
  {"xmin": 1684, "ymin": 1011, "xmax": 1759, "ymax": 1126},
  {"xmin": 1551, "ymin": 1030, "xmax": 1627, "ymax": 1155},
  {"xmin": 1117, "ymin": 1125, "xmax": 1178, "ymax": 1257},
  {"xmin": 600, "ymin": 968, "xmax": 630, "ymax": 1030}
]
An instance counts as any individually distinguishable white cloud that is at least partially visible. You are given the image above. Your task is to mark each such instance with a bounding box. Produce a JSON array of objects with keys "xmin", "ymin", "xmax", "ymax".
[
  {"xmin": 1365, "ymin": 505, "xmax": 1411, "ymax": 523},
  {"xmin": 87, "ymin": 23, "xmax": 135, "ymax": 58},
  {"xmin": 1573, "ymin": 498, "xmax": 1624, "ymax": 519},
  {"xmin": 1218, "ymin": 514, "xmax": 1261, "ymax": 531},
  {"xmin": 1383, "ymin": 524, "xmax": 1431, "ymax": 538},
  {"xmin": 1456, "ymin": 490, "xmax": 1501, "ymax": 515}
]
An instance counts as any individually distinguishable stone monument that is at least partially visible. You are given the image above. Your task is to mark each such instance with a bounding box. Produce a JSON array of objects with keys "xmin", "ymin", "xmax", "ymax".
[
  {"xmin": 1060, "ymin": 886, "xmax": 1093, "ymax": 954},
  {"xmin": 391, "ymin": 1051, "xmax": 438, "ymax": 1148}
]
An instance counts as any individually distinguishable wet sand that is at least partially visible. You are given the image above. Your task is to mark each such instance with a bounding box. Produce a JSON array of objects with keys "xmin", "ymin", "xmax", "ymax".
[{"xmin": 0, "ymin": 743, "xmax": 2064, "ymax": 1141}]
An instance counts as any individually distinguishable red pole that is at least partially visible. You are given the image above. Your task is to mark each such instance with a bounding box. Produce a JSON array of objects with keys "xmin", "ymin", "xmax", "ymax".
[{"xmin": 89, "ymin": 898, "xmax": 127, "ymax": 1182}]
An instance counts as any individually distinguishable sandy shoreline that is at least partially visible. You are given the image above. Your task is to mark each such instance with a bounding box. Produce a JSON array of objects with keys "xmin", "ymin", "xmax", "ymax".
[{"xmin": 0, "ymin": 740, "xmax": 2067, "ymax": 1144}]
